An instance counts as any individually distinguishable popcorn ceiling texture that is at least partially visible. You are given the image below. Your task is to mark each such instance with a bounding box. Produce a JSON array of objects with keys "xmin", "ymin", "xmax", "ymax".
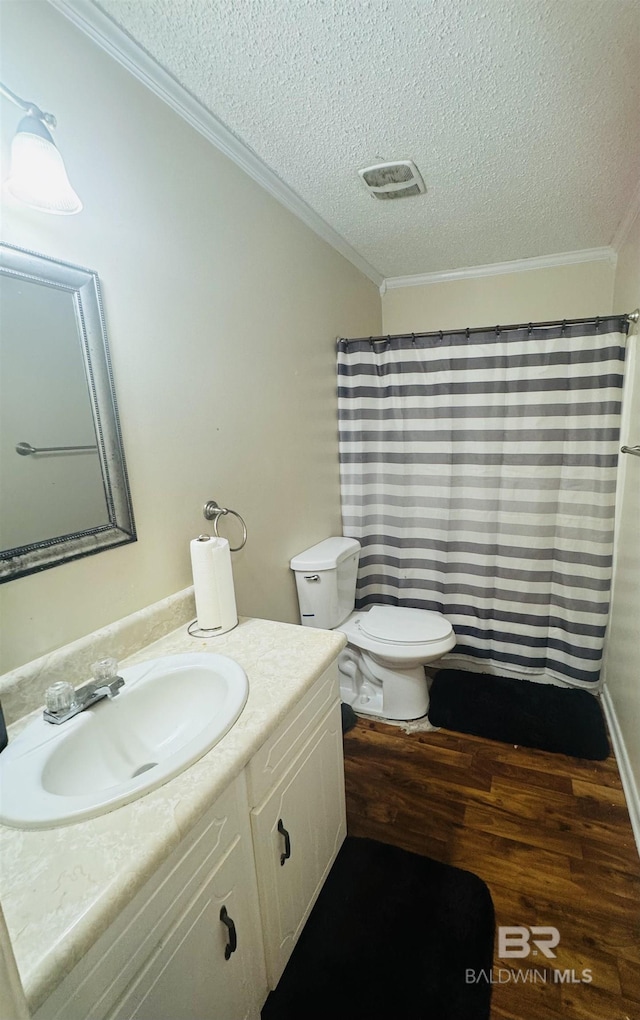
[{"xmin": 96, "ymin": 0, "xmax": 640, "ymax": 278}]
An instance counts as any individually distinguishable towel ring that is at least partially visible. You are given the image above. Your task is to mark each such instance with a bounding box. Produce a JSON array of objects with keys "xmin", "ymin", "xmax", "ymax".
[{"xmin": 202, "ymin": 500, "xmax": 247, "ymax": 551}]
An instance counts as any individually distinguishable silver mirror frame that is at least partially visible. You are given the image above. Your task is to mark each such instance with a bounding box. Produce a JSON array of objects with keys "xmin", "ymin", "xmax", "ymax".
[{"xmin": 0, "ymin": 243, "xmax": 136, "ymax": 582}]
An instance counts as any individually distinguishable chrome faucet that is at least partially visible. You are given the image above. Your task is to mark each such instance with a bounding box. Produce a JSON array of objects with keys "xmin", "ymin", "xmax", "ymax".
[{"xmin": 43, "ymin": 658, "xmax": 125, "ymax": 725}]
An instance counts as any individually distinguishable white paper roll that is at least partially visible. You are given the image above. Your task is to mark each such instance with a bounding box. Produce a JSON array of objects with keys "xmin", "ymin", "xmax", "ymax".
[{"xmin": 190, "ymin": 535, "xmax": 238, "ymax": 634}]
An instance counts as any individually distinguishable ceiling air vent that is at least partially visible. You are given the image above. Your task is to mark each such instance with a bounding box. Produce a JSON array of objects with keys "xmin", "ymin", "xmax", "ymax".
[{"xmin": 358, "ymin": 160, "xmax": 426, "ymax": 200}]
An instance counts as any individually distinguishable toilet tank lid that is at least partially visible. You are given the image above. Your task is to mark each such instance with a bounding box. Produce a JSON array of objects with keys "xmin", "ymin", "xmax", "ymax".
[{"xmin": 290, "ymin": 536, "xmax": 361, "ymax": 571}]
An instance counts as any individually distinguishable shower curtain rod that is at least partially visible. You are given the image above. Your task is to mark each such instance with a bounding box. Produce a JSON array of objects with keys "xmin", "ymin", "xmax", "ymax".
[{"xmin": 344, "ymin": 309, "xmax": 639, "ymax": 345}]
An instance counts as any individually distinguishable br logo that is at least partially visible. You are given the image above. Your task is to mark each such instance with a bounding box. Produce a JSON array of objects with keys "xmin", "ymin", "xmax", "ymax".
[{"xmin": 498, "ymin": 926, "xmax": 560, "ymax": 959}]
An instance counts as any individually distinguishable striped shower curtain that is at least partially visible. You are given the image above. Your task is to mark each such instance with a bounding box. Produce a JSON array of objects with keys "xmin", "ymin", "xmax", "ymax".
[{"xmin": 337, "ymin": 317, "xmax": 628, "ymax": 688}]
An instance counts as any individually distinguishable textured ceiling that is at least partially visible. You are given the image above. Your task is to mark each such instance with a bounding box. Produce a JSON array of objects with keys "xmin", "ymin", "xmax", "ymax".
[{"xmin": 94, "ymin": 0, "xmax": 640, "ymax": 280}]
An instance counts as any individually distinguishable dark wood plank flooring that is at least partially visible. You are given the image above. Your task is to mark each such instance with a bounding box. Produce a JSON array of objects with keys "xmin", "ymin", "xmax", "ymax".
[{"xmin": 343, "ymin": 717, "xmax": 640, "ymax": 1020}]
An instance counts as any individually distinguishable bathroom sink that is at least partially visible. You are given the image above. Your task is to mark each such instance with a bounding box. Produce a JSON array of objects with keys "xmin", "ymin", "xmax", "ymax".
[{"xmin": 0, "ymin": 653, "xmax": 249, "ymax": 829}]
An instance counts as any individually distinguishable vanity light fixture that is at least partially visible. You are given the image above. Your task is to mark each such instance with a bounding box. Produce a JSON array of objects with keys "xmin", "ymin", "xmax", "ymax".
[{"xmin": 0, "ymin": 81, "xmax": 82, "ymax": 215}]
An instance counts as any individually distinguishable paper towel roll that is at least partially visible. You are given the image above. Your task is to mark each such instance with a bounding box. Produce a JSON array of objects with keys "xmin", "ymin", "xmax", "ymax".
[{"xmin": 190, "ymin": 535, "xmax": 238, "ymax": 634}]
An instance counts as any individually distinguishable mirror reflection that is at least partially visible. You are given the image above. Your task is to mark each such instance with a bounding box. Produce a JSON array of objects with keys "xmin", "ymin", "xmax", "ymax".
[{"xmin": 0, "ymin": 244, "xmax": 136, "ymax": 581}]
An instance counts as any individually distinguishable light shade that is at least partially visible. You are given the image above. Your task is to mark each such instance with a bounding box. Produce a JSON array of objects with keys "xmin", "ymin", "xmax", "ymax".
[{"xmin": 5, "ymin": 116, "xmax": 82, "ymax": 215}]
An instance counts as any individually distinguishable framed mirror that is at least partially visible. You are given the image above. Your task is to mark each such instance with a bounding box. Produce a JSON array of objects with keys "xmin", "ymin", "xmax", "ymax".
[{"xmin": 0, "ymin": 243, "xmax": 136, "ymax": 581}]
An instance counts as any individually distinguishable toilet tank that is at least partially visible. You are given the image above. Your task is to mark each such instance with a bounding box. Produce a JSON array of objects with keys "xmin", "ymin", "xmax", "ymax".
[{"xmin": 290, "ymin": 537, "xmax": 361, "ymax": 629}]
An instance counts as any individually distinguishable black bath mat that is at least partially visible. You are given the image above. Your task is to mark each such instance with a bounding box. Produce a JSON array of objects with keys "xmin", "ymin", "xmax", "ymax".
[
  {"xmin": 428, "ymin": 669, "xmax": 610, "ymax": 760},
  {"xmin": 340, "ymin": 701, "xmax": 358, "ymax": 733},
  {"xmin": 261, "ymin": 836, "xmax": 494, "ymax": 1020}
]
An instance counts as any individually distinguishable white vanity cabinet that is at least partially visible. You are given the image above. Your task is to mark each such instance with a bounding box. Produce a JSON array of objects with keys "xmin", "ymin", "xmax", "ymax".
[
  {"xmin": 32, "ymin": 661, "xmax": 346, "ymax": 1020},
  {"xmin": 106, "ymin": 831, "xmax": 262, "ymax": 1020},
  {"xmin": 34, "ymin": 777, "xmax": 267, "ymax": 1020},
  {"xmin": 247, "ymin": 673, "xmax": 346, "ymax": 988}
]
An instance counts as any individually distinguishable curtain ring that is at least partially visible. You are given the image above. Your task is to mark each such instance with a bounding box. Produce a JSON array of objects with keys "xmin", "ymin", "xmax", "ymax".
[
  {"xmin": 561, "ymin": 320, "xmax": 567, "ymax": 334},
  {"xmin": 528, "ymin": 323, "xmax": 533, "ymax": 336},
  {"xmin": 439, "ymin": 330, "xmax": 443, "ymax": 342},
  {"xmin": 496, "ymin": 324, "xmax": 501, "ymax": 336},
  {"xmin": 411, "ymin": 332, "xmax": 416, "ymax": 345},
  {"xmin": 595, "ymin": 316, "xmax": 600, "ymax": 330},
  {"xmin": 465, "ymin": 327, "xmax": 470, "ymax": 339}
]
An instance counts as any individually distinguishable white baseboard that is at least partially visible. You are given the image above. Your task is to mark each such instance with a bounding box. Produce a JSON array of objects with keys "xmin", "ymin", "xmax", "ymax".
[{"xmin": 601, "ymin": 686, "xmax": 640, "ymax": 858}]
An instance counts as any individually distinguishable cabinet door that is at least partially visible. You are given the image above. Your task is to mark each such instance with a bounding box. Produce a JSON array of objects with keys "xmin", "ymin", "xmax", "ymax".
[
  {"xmin": 250, "ymin": 700, "xmax": 346, "ymax": 987},
  {"xmin": 107, "ymin": 834, "xmax": 265, "ymax": 1020}
]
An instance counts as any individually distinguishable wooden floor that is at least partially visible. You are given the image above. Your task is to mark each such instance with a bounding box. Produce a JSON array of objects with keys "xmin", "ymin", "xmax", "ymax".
[{"xmin": 343, "ymin": 716, "xmax": 640, "ymax": 1020}]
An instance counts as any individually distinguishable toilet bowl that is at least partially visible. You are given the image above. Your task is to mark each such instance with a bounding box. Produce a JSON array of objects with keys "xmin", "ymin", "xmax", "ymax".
[{"xmin": 290, "ymin": 538, "xmax": 455, "ymax": 721}]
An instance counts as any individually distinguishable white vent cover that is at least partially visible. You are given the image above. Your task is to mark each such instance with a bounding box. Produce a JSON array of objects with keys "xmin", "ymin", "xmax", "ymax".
[{"xmin": 358, "ymin": 160, "xmax": 426, "ymax": 200}]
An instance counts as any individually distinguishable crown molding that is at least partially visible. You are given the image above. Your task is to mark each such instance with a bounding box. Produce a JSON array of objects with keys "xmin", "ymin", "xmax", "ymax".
[
  {"xmin": 47, "ymin": 0, "xmax": 385, "ymax": 288},
  {"xmin": 382, "ymin": 247, "xmax": 618, "ymax": 292},
  {"xmin": 43, "ymin": 1, "xmax": 631, "ymax": 297},
  {"xmin": 611, "ymin": 181, "xmax": 640, "ymax": 253}
]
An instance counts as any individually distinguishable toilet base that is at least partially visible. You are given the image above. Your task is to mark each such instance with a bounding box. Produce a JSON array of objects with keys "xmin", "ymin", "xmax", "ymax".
[{"xmin": 338, "ymin": 646, "xmax": 429, "ymax": 721}]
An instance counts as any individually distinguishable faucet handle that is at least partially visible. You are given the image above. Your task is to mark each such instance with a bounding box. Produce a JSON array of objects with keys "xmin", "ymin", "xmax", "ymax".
[
  {"xmin": 45, "ymin": 681, "xmax": 77, "ymax": 715},
  {"xmin": 91, "ymin": 657, "xmax": 119, "ymax": 682}
]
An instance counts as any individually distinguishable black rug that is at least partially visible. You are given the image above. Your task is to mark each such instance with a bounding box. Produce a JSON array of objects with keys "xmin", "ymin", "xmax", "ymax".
[
  {"xmin": 261, "ymin": 836, "xmax": 494, "ymax": 1020},
  {"xmin": 428, "ymin": 669, "xmax": 610, "ymax": 760}
]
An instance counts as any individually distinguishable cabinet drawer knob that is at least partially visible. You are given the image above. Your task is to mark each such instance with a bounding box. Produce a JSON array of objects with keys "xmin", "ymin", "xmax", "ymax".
[
  {"xmin": 277, "ymin": 818, "xmax": 292, "ymax": 865},
  {"xmin": 220, "ymin": 905, "xmax": 237, "ymax": 960}
]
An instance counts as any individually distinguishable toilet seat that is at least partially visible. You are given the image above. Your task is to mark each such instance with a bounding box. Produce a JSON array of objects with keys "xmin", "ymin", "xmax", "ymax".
[
  {"xmin": 336, "ymin": 606, "xmax": 455, "ymax": 666},
  {"xmin": 359, "ymin": 605, "xmax": 452, "ymax": 645}
]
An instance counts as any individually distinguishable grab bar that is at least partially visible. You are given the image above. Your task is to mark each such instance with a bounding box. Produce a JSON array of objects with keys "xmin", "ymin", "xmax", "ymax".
[
  {"xmin": 621, "ymin": 445, "xmax": 640, "ymax": 458},
  {"xmin": 16, "ymin": 441, "xmax": 98, "ymax": 456}
]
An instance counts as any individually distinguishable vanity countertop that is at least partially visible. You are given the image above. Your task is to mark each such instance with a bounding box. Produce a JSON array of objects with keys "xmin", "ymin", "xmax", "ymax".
[{"xmin": 0, "ymin": 615, "xmax": 346, "ymax": 1013}]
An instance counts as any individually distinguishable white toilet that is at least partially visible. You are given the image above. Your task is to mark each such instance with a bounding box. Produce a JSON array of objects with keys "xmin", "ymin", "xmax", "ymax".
[{"xmin": 290, "ymin": 537, "xmax": 456, "ymax": 721}]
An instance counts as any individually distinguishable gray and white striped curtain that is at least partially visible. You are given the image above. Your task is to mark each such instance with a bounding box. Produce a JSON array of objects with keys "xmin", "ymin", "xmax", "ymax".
[{"xmin": 337, "ymin": 317, "xmax": 629, "ymax": 688}]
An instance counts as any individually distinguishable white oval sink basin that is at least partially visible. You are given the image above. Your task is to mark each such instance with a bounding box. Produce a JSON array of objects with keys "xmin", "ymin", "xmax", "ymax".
[{"xmin": 0, "ymin": 653, "xmax": 248, "ymax": 829}]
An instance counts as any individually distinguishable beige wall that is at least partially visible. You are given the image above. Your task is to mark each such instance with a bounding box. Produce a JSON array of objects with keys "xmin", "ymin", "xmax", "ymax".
[
  {"xmin": 604, "ymin": 207, "xmax": 640, "ymax": 804},
  {"xmin": 0, "ymin": 2, "xmax": 381, "ymax": 672},
  {"xmin": 382, "ymin": 259, "xmax": 615, "ymax": 333}
]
